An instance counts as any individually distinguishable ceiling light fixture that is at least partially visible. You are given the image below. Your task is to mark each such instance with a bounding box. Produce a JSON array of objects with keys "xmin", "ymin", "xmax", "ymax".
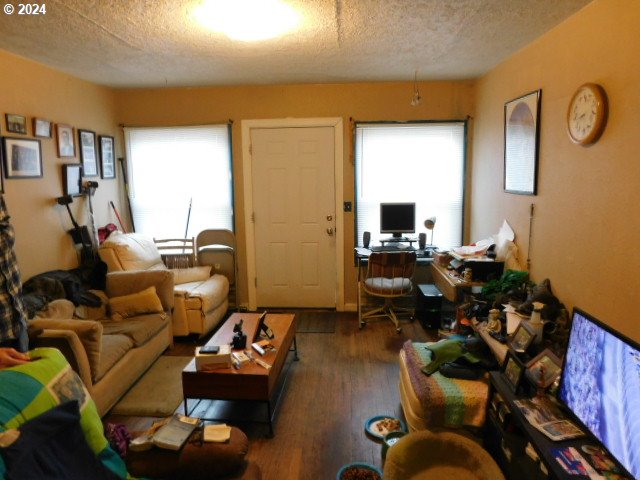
[
  {"xmin": 194, "ymin": 0, "xmax": 300, "ymax": 42},
  {"xmin": 411, "ymin": 70, "xmax": 422, "ymax": 106}
]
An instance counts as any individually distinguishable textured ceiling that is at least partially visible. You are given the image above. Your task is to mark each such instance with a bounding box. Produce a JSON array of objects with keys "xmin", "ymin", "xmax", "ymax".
[{"xmin": 0, "ymin": 0, "xmax": 592, "ymax": 88}]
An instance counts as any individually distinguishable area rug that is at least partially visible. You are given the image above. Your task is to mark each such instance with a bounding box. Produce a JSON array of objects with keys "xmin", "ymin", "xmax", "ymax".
[
  {"xmin": 296, "ymin": 312, "xmax": 336, "ymax": 333},
  {"xmin": 110, "ymin": 356, "xmax": 192, "ymax": 417}
]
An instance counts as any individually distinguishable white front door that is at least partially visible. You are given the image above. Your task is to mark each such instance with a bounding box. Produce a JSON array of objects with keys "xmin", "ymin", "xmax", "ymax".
[{"xmin": 250, "ymin": 126, "xmax": 336, "ymax": 308}]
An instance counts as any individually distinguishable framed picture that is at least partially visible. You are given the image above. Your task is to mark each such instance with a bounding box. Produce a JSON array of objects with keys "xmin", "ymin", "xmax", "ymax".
[
  {"xmin": 62, "ymin": 164, "xmax": 83, "ymax": 197},
  {"xmin": 33, "ymin": 118, "xmax": 52, "ymax": 138},
  {"xmin": 5, "ymin": 114, "xmax": 27, "ymax": 134},
  {"xmin": 508, "ymin": 320, "xmax": 536, "ymax": 353},
  {"xmin": 2, "ymin": 137, "xmax": 42, "ymax": 178},
  {"xmin": 78, "ymin": 129, "xmax": 98, "ymax": 177},
  {"xmin": 525, "ymin": 349, "xmax": 562, "ymax": 389},
  {"xmin": 99, "ymin": 135, "xmax": 115, "ymax": 179},
  {"xmin": 504, "ymin": 89, "xmax": 541, "ymax": 195},
  {"xmin": 56, "ymin": 124, "xmax": 75, "ymax": 158},
  {"xmin": 502, "ymin": 351, "xmax": 525, "ymax": 393}
]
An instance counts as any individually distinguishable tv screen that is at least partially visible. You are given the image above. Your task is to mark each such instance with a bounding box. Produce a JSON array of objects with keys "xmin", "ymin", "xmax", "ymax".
[
  {"xmin": 380, "ymin": 202, "xmax": 415, "ymax": 236},
  {"xmin": 557, "ymin": 308, "xmax": 640, "ymax": 479}
]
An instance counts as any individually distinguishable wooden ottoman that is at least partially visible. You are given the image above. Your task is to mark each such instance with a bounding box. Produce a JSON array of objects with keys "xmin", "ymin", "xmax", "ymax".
[{"xmin": 126, "ymin": 426, "xmax": 261, "ymax": 480}]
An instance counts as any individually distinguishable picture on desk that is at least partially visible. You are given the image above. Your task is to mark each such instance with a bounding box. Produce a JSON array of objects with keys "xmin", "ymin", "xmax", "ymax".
[
  {"xmin": 508, "ymin": 320, "xmax": 536, "ymax": 353},
  {"xmin": 502, "ymin": 351, "xmax": 525, "ymax": 392},
  {"xmin": 525, "ymin": 348, "xmax": 562, "ymax": 388}
]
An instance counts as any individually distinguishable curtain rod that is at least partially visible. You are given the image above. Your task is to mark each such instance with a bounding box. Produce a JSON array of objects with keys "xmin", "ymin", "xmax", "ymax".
[{"xmin": 119, "ymin": 120, "xmax": 233, "ymax": 129}]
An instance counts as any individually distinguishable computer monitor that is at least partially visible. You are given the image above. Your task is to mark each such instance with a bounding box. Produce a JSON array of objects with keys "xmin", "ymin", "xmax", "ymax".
[{"xmin": 380, "ymin": 202, "xmax": 415, "ymax": 238}]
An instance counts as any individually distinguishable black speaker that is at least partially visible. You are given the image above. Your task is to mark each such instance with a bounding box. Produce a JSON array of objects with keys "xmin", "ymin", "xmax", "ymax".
[
  {"xmin": 418, "ymin": 232, "xmax": 426, "ymax": 249},
  {"xmin": 363, "ymin": 231, "xmax": 371, "ymax": 248}
]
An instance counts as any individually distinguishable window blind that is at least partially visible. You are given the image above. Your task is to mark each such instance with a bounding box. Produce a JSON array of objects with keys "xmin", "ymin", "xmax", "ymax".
[
  {"xmin": 355, "ymin": 122, "xmax": 465, "ymax": 250},
  {"xmin": 124, "ymin": 125, "xmax": 233, "ymax": 238}
]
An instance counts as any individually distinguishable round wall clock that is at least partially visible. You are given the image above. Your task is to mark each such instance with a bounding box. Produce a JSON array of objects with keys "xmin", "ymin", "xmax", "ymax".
[{"xmin": 567, "ymin": 83, "xmax": 608, "ymax": 145}]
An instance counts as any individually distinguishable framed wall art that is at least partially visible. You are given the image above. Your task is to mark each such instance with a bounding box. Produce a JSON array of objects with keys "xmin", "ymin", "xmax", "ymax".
[
  {"xmin": 2, "ymin": 137, "xmax": 42, "ymax": 178},
  {"xmin": 57, "ymin": 124, "xmax": 75, "ymax": 158},
  {"xmin": 99, "ymin": 135, "xmax": 115, "ymax": 179},
  {"xmin": 5, "ymin": 114, "xmax": 27, "ymax": 134},
  {"xmin": 504, "ymin": 89, "xmax": 541, "ymax": 195},
  {"xmin": 33, "ymin": 118, "xmax": 52, "ymax": 138},
  {"xmin": 62, "ymin": 164, "xmax": 83, "ymax": 197},
  {"xmin": 78, "ymin": 129, "xmax": 98, "ymax": 177}
]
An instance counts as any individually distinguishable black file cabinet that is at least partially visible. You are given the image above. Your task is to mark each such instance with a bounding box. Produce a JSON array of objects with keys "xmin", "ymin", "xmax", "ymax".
[{"xmin": 415, "ymin": 284, "xmax": 443, "ymax": 329}]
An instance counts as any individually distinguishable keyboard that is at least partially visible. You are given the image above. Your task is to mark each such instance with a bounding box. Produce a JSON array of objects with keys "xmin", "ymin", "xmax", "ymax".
[{"xmin": 370, "ymin": 245, "xmax": 416, "ymax": 252}]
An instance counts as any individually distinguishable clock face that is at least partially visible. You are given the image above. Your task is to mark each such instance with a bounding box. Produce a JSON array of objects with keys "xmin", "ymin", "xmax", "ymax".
[{"xmin": 567, "ymin": 83, "xmax": 607, "ymax": 145}]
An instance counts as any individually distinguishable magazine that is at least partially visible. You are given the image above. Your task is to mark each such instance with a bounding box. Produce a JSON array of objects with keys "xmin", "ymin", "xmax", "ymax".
[
  {"xmin": 152, "ymin": 414, "xmax": 201, "ymax": 450},
  {"xmin": 513, "ymin": 397, "xmax": 584, "ymax": 441}
]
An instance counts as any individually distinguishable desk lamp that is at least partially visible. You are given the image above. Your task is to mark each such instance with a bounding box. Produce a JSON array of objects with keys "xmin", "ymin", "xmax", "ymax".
[{"xmin": 424, "ymin": 217, "xmax": 436, "ymax": 246}]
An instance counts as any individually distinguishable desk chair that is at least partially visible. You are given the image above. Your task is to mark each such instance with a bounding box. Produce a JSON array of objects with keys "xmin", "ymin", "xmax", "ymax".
[{"xmin": 358, "ymin": 251, "xmax": 417, "ymax": 333}]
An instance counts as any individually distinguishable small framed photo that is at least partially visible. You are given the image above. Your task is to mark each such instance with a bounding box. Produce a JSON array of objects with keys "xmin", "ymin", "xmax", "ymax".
[
  {"xmin": 502, "ymin": 350, "xmax": 525, "ymax": 393},
  {"xmin": 78, "ymin": 129, "xmax": 98, "ymax": 177},
  {"xmin": 57, "ymin": 124, "xmax": 76, "ymax": 157},
  {"xmin": 99, "ymin": 135, "xmax": 115, "ymax": 179},
  {"xmin": 62, "ymin": 164, "xmax": 83, "ymax": 197},
  {"xmin": 525, "ymin": 349, "xmax": 562, "ymax": 389},
  {"xmin": 508, "ymin": 320, "xmax": 536, "ymax": 353},
  {"xmin": 6, "ymin": 114, "xmax": 27, "ymax": 134},
  {"xmin": 33, "ymin": 118, "xmax": 52, "ymax": 138},
  {"xmin": 2, "ymin": 137, "xmax": 42, "ymax": 178}
]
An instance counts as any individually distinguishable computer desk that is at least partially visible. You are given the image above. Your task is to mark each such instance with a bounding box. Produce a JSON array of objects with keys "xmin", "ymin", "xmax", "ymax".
[{"xmin": 355, "ymin": 248, "xmax": 484, "ymax": 302}]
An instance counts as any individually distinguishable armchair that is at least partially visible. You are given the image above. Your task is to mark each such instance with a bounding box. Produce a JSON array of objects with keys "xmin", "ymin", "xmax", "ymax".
[{"xmin": 98, "ymin": 232, "xmax": 229, "ymax": 337}]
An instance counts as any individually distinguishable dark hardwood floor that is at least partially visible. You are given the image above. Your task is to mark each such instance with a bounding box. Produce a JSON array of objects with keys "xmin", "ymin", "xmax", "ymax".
[{"xmin": 106, "ymin": 311, "xmax": 436, "ymax": 480}]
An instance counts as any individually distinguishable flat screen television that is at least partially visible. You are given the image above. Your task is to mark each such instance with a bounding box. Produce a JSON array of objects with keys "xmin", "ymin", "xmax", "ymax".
[
  {"xmin": 557, "ymin": 308, "xmax": 640, "ymax": 479},
  {"xmin": 380, "ymin": 202, "xmax": 415, "ymax": 238}
]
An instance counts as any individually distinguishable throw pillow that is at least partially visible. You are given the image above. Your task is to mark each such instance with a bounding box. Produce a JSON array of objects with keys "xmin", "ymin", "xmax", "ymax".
[
  {"xmin": 109, "ymin": 286, "xmax": 164, "ymax": 321},
  {"xmin": 172, "ymin": 266, "xmax": 212, "ymax": 285}
]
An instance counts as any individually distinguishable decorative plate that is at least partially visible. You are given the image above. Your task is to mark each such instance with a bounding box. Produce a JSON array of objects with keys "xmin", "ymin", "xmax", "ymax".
[
  {"xmin": 364, "ymin": 415, "xmax": 406, "ymax": 440},
  {"xmin": 336, "ymin": 462, "xmax": 383, "ymax": 480}
]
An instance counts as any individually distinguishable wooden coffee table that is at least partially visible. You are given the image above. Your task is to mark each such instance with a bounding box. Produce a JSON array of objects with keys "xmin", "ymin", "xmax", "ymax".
[{"xmin": 182, "ymin": 312, "xmax": 298, "ymax": 436}]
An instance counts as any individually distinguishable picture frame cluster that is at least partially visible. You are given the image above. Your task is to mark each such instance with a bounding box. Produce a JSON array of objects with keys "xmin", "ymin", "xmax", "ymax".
[{"xmin": 1, "ymin": 112, "xmax": 117, "ymax": 193}]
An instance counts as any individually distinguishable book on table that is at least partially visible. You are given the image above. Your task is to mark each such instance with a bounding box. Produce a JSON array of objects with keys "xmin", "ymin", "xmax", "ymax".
[{"xmin": 513, "ymin": 397, "xmax": 584, "ymax": 441}]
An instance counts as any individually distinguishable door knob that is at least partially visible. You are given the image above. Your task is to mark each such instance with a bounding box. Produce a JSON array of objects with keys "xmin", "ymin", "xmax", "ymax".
[{"xmin": 326, "ymin": 228, "xmax": 334, "ymax": 236}]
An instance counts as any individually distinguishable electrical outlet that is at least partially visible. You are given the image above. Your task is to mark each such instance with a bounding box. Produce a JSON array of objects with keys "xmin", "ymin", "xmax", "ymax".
[{"xmin": 215, "ymin": 263, "xmax": 221, "ymax": 269}]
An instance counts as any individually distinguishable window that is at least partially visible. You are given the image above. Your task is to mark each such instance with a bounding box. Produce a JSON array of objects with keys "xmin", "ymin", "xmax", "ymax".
[
  {"xmin": 124, "ymin": 125, "xmax": 234, "ymax": 238},
  {"xmin": 355, "ymin": 122, "xmax": 466, "ymax": 249}
]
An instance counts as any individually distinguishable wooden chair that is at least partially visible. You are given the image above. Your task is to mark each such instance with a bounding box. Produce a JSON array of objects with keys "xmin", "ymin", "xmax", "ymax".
[
  {"xmin": 153, "ymin": 237, "xmax": 196, "ymax": 269},
  {"xmin": 358, "ymin": 251, "xmax": 417, "ymax": 333}
]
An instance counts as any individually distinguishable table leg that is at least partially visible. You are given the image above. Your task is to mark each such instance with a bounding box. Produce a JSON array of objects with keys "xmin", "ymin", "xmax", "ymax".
[
  {"xmin": 291, "ymin": 335, "xmax": 299, "ymax": 361},
  {"xmin": 266, "ymin": 400, "xmax": 274, "ymax": 438}
]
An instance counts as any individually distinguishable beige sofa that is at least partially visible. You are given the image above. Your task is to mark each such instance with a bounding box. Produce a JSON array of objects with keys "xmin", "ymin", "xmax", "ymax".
[
  {"xmin": 98, "ymin": 232, "xmax": 229, "ymax": 337},
  {"xmin": 29, "ymin": 269, "xmax": 174, "ymax": 416}
]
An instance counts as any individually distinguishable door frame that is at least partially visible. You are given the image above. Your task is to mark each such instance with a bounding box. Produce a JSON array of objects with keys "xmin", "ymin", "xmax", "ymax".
[{"xmin": 241, "ymin": 118, "xmax": 344, "ymax": 312}]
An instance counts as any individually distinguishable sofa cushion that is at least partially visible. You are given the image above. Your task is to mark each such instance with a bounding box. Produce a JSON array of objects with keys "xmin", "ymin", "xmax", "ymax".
[
  {"xmin": 173, "ymin": 266, "xmax": 211, "ymax": 285},
  {"xmin": 0, "ymin": 348, "xmax": 129, "ymax": 479},
  {"xmin": 109, "ymin": 286, "xmax": 164, "ymax": 321},
  {"xmin": 101, "ymin": 314, "xmax": 169, "ymax": 348},
  {"xmin": 95, "ymin": 334, "xmax": 135, "ymax": 382},
  {"xmin": 100, "ymin": 232, "xmax": 166, "ymax": 272},
  {"xmin": 175, "ymin": 275, "xmax": 229, "ymax": 313}
]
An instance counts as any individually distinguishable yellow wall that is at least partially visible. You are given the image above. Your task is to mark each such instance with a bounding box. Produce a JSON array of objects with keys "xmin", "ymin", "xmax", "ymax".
[
  {"xmin": 471, "ymin": 0, "xmax": 639, "ymax": 340},
  {"xmin": 0, "ymin": 50, "xmax": 123, "ymax": 279},
  {"xmin": 114, "ymin": 81, "xmax": 475, "ymax": 307}
]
